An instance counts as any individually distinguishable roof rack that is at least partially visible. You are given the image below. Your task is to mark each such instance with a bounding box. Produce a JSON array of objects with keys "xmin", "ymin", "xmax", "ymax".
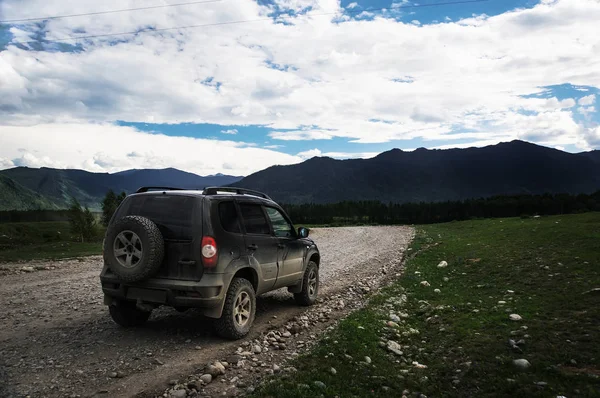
[
  {"xmin": 136, "ymin": 186, "xmax": 186, "ymax": 193},
  {"xmin": 202, "ymin": 187, "xmax": 272, "ymax": 200}
]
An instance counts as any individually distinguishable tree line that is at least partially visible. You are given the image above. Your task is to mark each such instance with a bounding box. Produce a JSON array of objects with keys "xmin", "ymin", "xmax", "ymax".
[
  {"xmin": 66, "ymin": 190, "xmax": 126, "ymax": 242},
  {"xmin": 281, "ymin": 191, "xmax": 600, "ymax": 226},
  {"xmin": 3, "ymin": 190, "xmax": 599, "ymax": 234}
]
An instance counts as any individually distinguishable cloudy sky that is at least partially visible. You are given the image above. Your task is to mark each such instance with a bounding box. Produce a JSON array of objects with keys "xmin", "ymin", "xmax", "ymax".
[{"xmin": 0, "ymin": 0, "xmax": 599, "ymax": 176}]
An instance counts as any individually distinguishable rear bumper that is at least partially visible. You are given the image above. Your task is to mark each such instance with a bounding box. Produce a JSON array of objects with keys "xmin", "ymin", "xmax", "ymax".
[{"xmin": 100, "ymin": 268, "xmax": 233, "ymax": 309}]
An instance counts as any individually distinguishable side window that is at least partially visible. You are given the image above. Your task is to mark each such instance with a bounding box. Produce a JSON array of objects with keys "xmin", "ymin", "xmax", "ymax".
[
  {"xmin": 265, "ymin": 207, "xmax": 294, "ymax": 238},
  {"xmin": 218, "ymin": 201, "xmax": 241, "ymax": 233},
  {"xmin": 239, "ymin": 203, "xmax": 271, "ymax": 235}
]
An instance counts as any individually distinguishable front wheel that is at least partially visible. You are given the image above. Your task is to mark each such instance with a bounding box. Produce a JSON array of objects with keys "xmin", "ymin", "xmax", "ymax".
[
  {"xmin": 214, "ymin": 278, "xmax": 256, "ymax": 340},
  {"xmin": 108, "ymin": 301, "xmax": 151, "ymax": 327},
  {"xmin": 294, "ymin": 261, "xmax": 319, "ymax": 306}
]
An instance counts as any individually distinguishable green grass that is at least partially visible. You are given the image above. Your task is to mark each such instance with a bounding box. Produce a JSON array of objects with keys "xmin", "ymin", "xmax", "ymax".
[
  {"xmin": 0, "ymin": 221, "xmax": 104, "ymax": 262},
  {"xmin": 253, "ymin": 213, "xmax": 600, "ymax": 398}
]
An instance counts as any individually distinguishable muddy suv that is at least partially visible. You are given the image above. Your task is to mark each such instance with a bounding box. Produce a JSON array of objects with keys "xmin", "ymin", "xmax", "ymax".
[{"xmin": 100, "ymin": 186, "xmax": 320, "ymax": 339}]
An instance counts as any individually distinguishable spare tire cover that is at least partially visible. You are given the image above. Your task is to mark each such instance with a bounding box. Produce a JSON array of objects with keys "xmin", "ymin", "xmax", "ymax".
[{"xmin": 103, "ymin": 215, "xmax": 165, "ymax": 282}]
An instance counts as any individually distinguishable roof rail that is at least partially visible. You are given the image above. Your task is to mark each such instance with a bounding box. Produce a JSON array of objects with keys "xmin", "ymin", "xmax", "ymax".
[
  {"xmin": 136, "ymin": 186, "xmax": 186, "ymax": 193},
  {"xmin": 202, "ymin": 187, "xmax": 272, "ymax": 200}
]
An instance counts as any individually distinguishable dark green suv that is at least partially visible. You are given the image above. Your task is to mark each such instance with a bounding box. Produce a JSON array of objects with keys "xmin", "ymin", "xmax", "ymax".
[{"xmin": 100, "ymin": 187, "xmax": 320, "ymax": 339}]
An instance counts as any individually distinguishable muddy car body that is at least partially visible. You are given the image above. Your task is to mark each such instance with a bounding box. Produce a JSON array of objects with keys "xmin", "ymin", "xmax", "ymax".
[{"xmin": 100, "ymin": 187, "xmax": 320, "ymax": 339}]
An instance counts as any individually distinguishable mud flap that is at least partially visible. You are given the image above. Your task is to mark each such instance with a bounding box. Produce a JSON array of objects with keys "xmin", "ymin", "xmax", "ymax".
[
  {"xmin": 202, "ymin": 301, "xmax": 225, "ymax": 318},
  {"xmin": 287, "ymin": 282, "xmax": 302, "ymax": 294},
  {"xmin": 103, "ymin": 294, "xmax": 114, "ymax": 306}
]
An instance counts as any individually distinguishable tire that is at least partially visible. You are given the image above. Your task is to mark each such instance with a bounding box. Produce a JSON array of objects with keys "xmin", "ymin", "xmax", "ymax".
[
  {"xmin": 103, "ymin": 215, "xmax": 164, "ymax": 282},
  {"xmin": 214, "ymin": 278, "xmax": 256, "ymax": 340},
  {"xmin": 294, "ymin": 261, "xmax": 319, "ymax": 306},
  {"xmin": 109, "ymin": 301, "xmax": 151, "ymax": 327}
]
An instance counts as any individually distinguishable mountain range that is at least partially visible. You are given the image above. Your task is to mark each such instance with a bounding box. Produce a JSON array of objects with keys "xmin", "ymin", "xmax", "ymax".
[
  {"xmin": 1, "ymin": 140, "xmax": 599, "ymax": 211},
  {"xmin": 0, "ymin": 168, "xmax": 242, "ymax": 211},
  {"xmin": 232, "ymin": 140, "xmax": 600, "ymax": 204}
]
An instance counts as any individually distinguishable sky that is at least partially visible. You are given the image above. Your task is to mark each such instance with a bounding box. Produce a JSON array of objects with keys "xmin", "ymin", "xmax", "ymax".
[{"xmin": 0, "ymin": 0, "xmax": 599, "ymax": 176}]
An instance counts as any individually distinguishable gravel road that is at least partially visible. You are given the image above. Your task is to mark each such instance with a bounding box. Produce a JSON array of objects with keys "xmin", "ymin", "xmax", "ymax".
[{"xmin": 0, "ymin": 226, "xmax": 414, "ymax": 398}]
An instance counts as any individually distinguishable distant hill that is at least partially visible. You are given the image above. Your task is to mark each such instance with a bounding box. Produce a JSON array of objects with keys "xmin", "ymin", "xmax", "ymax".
[
  {"xmin": 111, "ymin": 168, "xmax": 242, "ymax": 191},
  {"xmin": 0, "ymin": 167, "xmax": 242, "ymax": 211},
  {"xmin": 0, "ymin": 175, "xmax": 61, "ymax": 211},
  {"xmin": 232, "ymin": 140, "xmax": 600, "ymax": 204}
]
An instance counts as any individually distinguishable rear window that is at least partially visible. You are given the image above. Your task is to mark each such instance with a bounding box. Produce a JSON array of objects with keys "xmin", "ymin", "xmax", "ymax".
[
  {"xmin": 219, "ymin": 201, "xmax": 242, "ymax": 233},
  {"xmin": 239, "ymin": 203, "xmax": 271, "ymax": 235},
  {"xmin": 119, "ymin": 195, "xmax": 197, "ymax": 239}
]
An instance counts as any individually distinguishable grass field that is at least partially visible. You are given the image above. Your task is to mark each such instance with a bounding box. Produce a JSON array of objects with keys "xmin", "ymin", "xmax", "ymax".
[
  {"xmin": 253, "ymin": 213, "xmax": 600, "ymax": 397},
  {"xmin": 0, "ymin": 221, "xmax": 105, "ymax": 262}
]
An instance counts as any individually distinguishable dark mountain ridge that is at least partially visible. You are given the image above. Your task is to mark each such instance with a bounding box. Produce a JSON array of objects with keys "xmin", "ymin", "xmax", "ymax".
[
  {"xmin": 2, "ymin": 140, "xmax": 598, "ymax": 210},
  {"xmin": 232, "ymin": 140, "xmax": 600, "ymax": 204},
  {"xmin": 0, "ymin": 167, "xmax": 242, "ymax": 210}
]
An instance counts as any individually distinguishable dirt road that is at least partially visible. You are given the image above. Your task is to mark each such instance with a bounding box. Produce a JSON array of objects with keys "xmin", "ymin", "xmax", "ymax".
[{"xmin": 0, "ymin": 226, "xmax": 414, "ymax": 398}]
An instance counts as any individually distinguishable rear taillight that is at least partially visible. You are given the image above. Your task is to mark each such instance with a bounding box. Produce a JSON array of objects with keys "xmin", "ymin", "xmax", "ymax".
[{"xmin": 201, "ymin": 236, "xmax": 218, "ymax": 267}]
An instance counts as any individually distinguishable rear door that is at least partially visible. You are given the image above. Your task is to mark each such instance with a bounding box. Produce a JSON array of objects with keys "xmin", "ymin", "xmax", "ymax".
[
  {"xmin": 264, "ymin": 206, "xmax": 305, "ymax": 287},
  {"xmin": 118, "ymin": 194, "xmax": 202, "ymax": 281},
  {"xmin": 238, "ymin": 202, "xmax": 280, "ymax": 291}
]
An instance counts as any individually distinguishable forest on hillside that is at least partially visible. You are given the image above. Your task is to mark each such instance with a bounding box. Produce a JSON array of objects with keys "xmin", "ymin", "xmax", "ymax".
[{"xmin": 281, "ymin": 191, "xmax": 600, "ymax": 226}]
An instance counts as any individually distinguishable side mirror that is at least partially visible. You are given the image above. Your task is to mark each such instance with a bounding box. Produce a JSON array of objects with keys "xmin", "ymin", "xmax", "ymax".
[{"xmin": 298, "ymin": 227, "xmax": 309, "ymax": 238}]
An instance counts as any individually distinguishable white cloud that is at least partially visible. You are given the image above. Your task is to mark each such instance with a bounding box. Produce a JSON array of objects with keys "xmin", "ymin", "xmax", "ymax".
[
  {"xmin": 583, "ymin": 126, "xmax": 600, "ymax": 147},
  {"xmin": 297, "ymin": 148, "xmax": 323, "ymax": 158},
  {"xmin": 0, "ymin": 123, "xmax": 302, "ymax": 175},
  {"xmin": 578, "ymin": 106, "xmax": 596, "ymax": 118},
  {"xmin": 0, "ymin": 158, "xmax": 16, "ymax": 169},
  {"xmin": 270, "ymin": 130, "xmax": 334, "ymax": 140},
  {"xmin": 347, "ymin": 2, "xmax": 358, "ymax": 9},
  {"xmin": 12, "ymin": 152, "xmax": 66, "ymax": 169},
  {"xmin": 323, "ymin": 151, "xmax": 379, "ymax": 159},
  {"xmin": 518, "ymin": 97, "xmax": 576, "ymax": 112},
  {"xmin": 221, "ymin": 129, "xmax": 238, "ymax": 135},
  {"xmin": 578, "ymin": 94, "xmax": 596, "ymax": 106},
  {"xmin": 392, "ymin": 1, "xmax": 411, "ymax": 8},
  {"xmin": 296, "ymin": 148, "xmax": 379, "ymax": 159},
  {"xmin": 0, "ymin": 0, "xmax": 599, "ymax": 171}
]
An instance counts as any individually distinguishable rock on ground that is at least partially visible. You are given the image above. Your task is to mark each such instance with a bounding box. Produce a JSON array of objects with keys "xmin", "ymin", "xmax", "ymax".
[
  {"xmin": 200, "ymin": 374, "xmax": 213, "ymax": 384},
  {"xmin": 513, "ymin": 359, "xmax": 531, "ymax": 370},
  {"xmin": 387, "ymin": 340, "xmax": 404, "ymax": 356}
]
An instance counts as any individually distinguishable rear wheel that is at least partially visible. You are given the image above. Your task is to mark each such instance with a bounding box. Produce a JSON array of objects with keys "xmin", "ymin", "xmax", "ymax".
[
  {"xmin": 294, "ymin": 261, "xmax": 319, "ymax": 306},
  {"xmin": 108, "ymin": 301, "xmax": 152, "ymax": 327},
  {"xmin": 214, "ymin": 278, "xmax": 256, "ymax": 340}
]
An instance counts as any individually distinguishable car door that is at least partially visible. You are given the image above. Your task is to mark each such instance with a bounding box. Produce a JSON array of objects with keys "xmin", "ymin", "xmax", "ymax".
[
  {"xmin": 264, "ymin": 206, "xmax": 305, "ymax": 287},
  {"xmin": 238, "ymin": 202, "xmax": 280, "ymax": 292}
]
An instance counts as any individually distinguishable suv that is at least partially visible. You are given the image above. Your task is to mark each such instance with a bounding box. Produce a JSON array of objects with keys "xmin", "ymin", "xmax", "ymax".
[{"xmin": 100, "ymin": 186, "xmax": 320, "ymax": 339}]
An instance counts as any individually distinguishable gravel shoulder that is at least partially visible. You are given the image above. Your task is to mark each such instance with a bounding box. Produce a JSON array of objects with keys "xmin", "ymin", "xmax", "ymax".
[{"xmin": 0, "ymin": 226, "xmax": 414, "ymax": 398}]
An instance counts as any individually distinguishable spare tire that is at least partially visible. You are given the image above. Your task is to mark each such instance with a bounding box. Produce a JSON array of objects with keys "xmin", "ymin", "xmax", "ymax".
[{"xmin": 103, "ymin": 215, "xmax": 164, "ymax": 282}]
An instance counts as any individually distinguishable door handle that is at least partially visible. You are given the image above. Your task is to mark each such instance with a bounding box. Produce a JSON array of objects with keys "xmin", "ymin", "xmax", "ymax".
[
  {"xmin": 178, "ymin": 260, "xmax": 196, "ymax": 266},
  {"xmin": 277, "ymin": 243, "xmax": 286, "ymax": 249},
  {"xmin": 247, "ymin": 244, "xmax": 258, "ymax": 251}
]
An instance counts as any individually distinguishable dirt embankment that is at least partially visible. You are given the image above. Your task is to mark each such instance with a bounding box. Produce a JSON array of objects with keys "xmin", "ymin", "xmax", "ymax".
[{"xmin": 0, "ymin": 226, "xmax": 414, "ymax": 398}]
